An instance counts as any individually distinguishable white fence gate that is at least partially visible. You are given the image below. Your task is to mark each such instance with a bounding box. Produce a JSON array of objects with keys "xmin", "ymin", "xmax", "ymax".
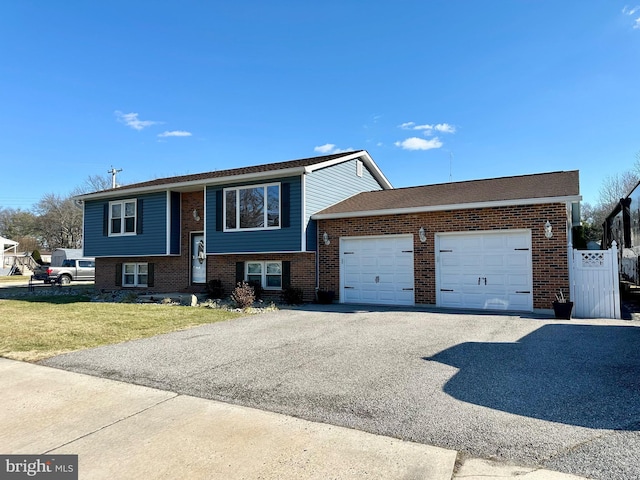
[{"xmin": 569, "ymin": 242, "xmax": 621, "ymax": 319}]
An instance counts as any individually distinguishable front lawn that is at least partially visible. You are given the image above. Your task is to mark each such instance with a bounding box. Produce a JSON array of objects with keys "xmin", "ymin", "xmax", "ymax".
[
  {"xmin": 0, "ymin": 295, "xmax": 242, "ymax": 361},
  {"xmin": 0, "ymin": 275, "xmax": 31, "ymax": 283}
]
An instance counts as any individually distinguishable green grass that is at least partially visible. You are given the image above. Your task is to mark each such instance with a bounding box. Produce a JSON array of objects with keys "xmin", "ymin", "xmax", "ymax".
[
  {"xmin": 0, "ymin": 295, "xmax": 242, "ymax": 361},
  {"xmin": 0, "ymin": 275, "xmax": 31, "ymax": 282}
]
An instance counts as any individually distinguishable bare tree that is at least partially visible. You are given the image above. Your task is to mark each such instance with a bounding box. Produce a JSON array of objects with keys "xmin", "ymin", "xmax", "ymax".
[
  {"xmin": 582, "ymin": 152, "xmax": 640, "ymax": 243},
  {"xmin": 598, "ymin": 170, "xmax": 640, "ymax": 212},
  {"xmin": 33, "ymin": 194, "xmax": 83, "ymax": 250},
  {"xmin": 72, "ymin": 174, "xmax": 113, "ymax": 195}
]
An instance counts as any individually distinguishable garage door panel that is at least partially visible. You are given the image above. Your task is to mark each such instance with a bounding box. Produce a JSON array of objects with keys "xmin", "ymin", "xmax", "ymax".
[
  {"xmin": 508, "ymin": 274, "xmax": 530, "ymax": 287},
  {"xmin": 437, "ymin": 231, "xmax": 532, "ymax": 312},
  {"xmin": 484, "ymin": 236, "xmax": 507, "ymax": 250},
  {"xmin": 460, "ymin": 255, "xmax": 483, "ymax": 267},
  {"xmin": 341, "ymin": 235, "xmax": 414, "ymax": 306},
  {"xmin": 508, "ymin": 235, "xmax": 530, "ymax": 249},
  {"xmin": 507, "ymin": 294, "xmax": 531, "ymax": 309},
  {"xmin": 484, "ymin": 255, "xmax": 505, "ymax": 267},
  {"xmin": 506, "ymin": 254, "xmax": 529, "ymax": 267},
  {"xmin": 440, "ymin": 255, "xmax": 460, "ymax": 267},
  {"xmin": 484, "ymin": 297, "xmax": 510, "ymax": 310}
]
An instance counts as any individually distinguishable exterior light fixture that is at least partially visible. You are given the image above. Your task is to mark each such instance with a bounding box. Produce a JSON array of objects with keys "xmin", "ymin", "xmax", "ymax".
[
  {"xmin": 193, "ymin": 209, "xmax": 200, "ymax": 222},
  {"xmin": 418, "ymin": 227, "xmax": 427, "ymax": 243},
  {"xmin": 544, "ymin": 220, "xmax": 553, "ymax": 239},
  {"xmin": 323, "ymin": 232, "xmax": 330, "ymax": 245}
]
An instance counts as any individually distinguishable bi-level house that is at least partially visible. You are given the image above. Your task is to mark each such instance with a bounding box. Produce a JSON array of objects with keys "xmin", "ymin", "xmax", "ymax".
[
  {"xmin": 77, "ymin": 151, "xmax": 390, "ymax": 301},
  {"xmin": 78, "ymin": 150, "xmax": 581, "ymax": 313}
]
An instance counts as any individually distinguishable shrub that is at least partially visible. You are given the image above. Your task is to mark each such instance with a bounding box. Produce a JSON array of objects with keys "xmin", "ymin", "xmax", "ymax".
[
  {"xmin": 316, "ymin": 290, "xmax": 335, "ymax": 304},
  {"xmin": 281, "ymin": 286, "xmax": 304, "ymax": 305},
  {"xmin": 32, "ymin": 249, "xmax": 43, "ymax": 265},
  {"xmin": 247, "ymin": 280, "xmax": 263, "ymax": 300},
  {"xmin": 205, "ymin": 279, "xmax": 225, "ymax": 299},
  {"xmin": 231, "ymin": 281, "xmax": 255, "ymax": 309}
]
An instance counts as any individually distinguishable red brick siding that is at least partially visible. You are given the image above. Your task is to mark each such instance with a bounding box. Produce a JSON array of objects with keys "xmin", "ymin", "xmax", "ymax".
[
  {"xmin": 206, "ymin": 252, "xmax": 316, "ymax": 302},
  {"xmin": 318, "ymin": 203, "xmax": 570, "ymax": 310}
]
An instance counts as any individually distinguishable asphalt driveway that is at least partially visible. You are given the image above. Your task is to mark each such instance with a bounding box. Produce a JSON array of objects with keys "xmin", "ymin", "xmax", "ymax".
[{"xmin": 41, "ymin": 305, "xmax": 640, "ymax": 480}]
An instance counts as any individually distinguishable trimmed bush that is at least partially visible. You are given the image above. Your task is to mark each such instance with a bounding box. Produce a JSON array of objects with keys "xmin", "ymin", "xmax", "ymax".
[
  {"xmin": 281, "ymin": 286, "xmax": 304, "ymax": 305},
  {"xmin": 247, "ymin": 280, "xmax": 263, "ymax": 300},
  {"xmin": 205, "ymin": 279, "xmax": 225, "ymax": 299}
]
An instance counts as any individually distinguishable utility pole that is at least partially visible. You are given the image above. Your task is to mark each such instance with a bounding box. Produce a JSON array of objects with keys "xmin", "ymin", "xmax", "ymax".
[{"xmin": 108, "ymin": 167, "xmax": 123, "ymax": 189}]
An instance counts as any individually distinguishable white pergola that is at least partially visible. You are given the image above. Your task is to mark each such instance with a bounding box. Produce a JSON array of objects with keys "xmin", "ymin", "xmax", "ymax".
[{"xmin": 0, "ymin": 236, "xmax": 19, "ymax": 271}]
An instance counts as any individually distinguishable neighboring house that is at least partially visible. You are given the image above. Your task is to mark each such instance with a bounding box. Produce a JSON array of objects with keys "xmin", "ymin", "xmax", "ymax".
[
  {"xmin": 603, "ymin": 180, "xmax": 640, "ymax": 285},
  {"xmin": 312, "ymin": 171, "xmax": 581, "ymax": 313},
  {"xmin": 1, "ymin": 236, "xmax": 19, "ymax": 275},
  {"xmin": 76, "ymin": 151, "xmax": 391, "ymax": 301}
]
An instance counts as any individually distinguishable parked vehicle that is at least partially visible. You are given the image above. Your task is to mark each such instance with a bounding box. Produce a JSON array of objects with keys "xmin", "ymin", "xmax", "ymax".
[{"xmin": 32, "ymin": 258, "xmax": 95, "ymax": 284}]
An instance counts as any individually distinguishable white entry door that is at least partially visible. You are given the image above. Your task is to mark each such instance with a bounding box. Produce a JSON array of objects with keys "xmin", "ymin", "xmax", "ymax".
[
  {"xmin": 340, "ymin": 235, "xmax": 414, "ymax": 306},
  {"xmin": 191, "ymin": 233, "xmax": 206, "ymax": 284},
  {"xmin": 436, "ymin": 231, "xmax": 533, "ymax": 311}
]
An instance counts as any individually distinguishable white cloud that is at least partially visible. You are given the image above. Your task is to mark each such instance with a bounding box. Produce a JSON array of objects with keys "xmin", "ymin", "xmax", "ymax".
[
  {"xmin": 314, "ymin": 144, "xmax": 336, "ymax": 154},
  {"xmin": 115, "ymin": 111, "xmax": 162, "ymax": 131},
  {"xmin": 158, "ymin": 130, "xmax": 192, "ymax": 138},
  {"xmin": 434, "ymin": 123, "xmax": 456, "ymax": 134},
  {"xmin": 398, "ymin": 121, "xmax": 456, "ymax": 135},
  {"xmin": 314, "ymin": 144, "xmax": 354, "ymax": 154},
  {"xmin": 622, "ymin": 6, "xmax": 640, "ymax": 28},
  {"xmin": 394, "ymin": 137, "xmax": 443, "ymax": 151}
]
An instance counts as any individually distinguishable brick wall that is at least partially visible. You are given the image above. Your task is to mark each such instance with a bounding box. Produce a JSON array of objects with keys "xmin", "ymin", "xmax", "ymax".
[
  {"xmin": 318, "ymin": 203, "xmax": 570, "ymax": 310},
  {"xmin": 206, "ymin": 252, "xmax": 317, "ymax": 302}
]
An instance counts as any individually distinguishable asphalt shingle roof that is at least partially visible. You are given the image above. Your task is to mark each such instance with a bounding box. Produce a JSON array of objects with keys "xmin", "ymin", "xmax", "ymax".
[
  {"xmin": 93, "ymin": 150, "xmax": 366, "ymax": 194},
  {"xmin": 315, "ymin": 170, "xmax": 580, "ymax": 216}
]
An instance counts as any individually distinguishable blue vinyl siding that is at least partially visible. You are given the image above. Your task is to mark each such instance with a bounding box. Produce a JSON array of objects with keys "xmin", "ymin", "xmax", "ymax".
[
  {"xmin": 84, "ymin": 192, "xmax": 168, "ymax": 257},
  {"xmin": 206, "ymin": 176, "xmax": 302, "ymax": 253},
  {"xmin": 305, "ymin": 159, "xmax": 383, "ymax": 250}
]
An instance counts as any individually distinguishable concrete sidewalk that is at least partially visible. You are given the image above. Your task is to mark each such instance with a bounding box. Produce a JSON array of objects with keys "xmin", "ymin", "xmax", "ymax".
[{"xmin": 0, "ymin": 358, "xmax": 587, "ymax": 479}]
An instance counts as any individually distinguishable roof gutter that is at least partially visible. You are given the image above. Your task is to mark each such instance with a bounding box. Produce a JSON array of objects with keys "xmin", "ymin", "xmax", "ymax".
[{"xmin": 312, "ymin": 195, "xmax": 582, "ymax": 220}]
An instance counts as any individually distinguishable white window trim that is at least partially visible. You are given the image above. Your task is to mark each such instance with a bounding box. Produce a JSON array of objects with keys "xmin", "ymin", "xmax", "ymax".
[
  {"xmin": 245, "ymin": 261, "xmax": 283, "ymax": 290},
  {"xmin": 122, "ymin": 262, "xmax": 148, "ymax": 287},
  {"xmin": 109, "ymin": 199, "xmax": 137, "ymax": 237},
  {"xmin": 223, "ymin": 182, "xmax": 281, "ymax": 232}
]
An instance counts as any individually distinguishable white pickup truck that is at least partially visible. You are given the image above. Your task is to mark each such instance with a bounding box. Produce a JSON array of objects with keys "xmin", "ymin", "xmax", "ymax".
[{"xmin": 33, "ymin": 258, "xmax": 95, "ymax": 284}]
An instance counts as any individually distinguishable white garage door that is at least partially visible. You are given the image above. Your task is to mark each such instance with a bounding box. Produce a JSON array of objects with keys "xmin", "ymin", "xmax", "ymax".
[
  {"xmin": 340, "ymin": 235, "xmax": 414, "ymax": 306},
  {"xmin": 436, "ymin": 231, "xmax": 533, "ymax": 312}
]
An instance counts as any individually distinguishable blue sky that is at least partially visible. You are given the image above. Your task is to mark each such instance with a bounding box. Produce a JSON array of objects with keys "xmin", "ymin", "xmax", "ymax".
[{"xmin": 1, "ymin": 1, "xmax": 639, "ymax": 210}]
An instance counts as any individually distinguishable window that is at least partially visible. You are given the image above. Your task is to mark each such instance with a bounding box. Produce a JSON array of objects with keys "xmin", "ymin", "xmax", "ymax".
[
  {"xmin": 224, "ymin": 183, "xmax": 280, "ymax": 231},
  {"xmin": 78, "ymin": 260, "xmax": 95, "ymax": 268},
  {"xmin": 245, "ymin": 261, "xmax": 282, "ymax": 289},
  {"xmin": 123, "ymin": 263, "xmax": 148, "ymax": 287},
  {"xmin": 109, "ymin": 200, "xmax": 137, "ymax": 236}
]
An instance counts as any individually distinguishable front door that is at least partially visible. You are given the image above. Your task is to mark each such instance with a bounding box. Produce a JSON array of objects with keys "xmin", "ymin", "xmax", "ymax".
[{"xmin": 191, "ymin": 233, "xmax": 206, "ymax": 284}]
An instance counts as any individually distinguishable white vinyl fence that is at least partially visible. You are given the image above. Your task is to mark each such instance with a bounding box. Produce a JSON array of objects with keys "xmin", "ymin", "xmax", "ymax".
[{"xmin": 569, "ymin": 241, "xmax": 621, "ymax": 319}]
